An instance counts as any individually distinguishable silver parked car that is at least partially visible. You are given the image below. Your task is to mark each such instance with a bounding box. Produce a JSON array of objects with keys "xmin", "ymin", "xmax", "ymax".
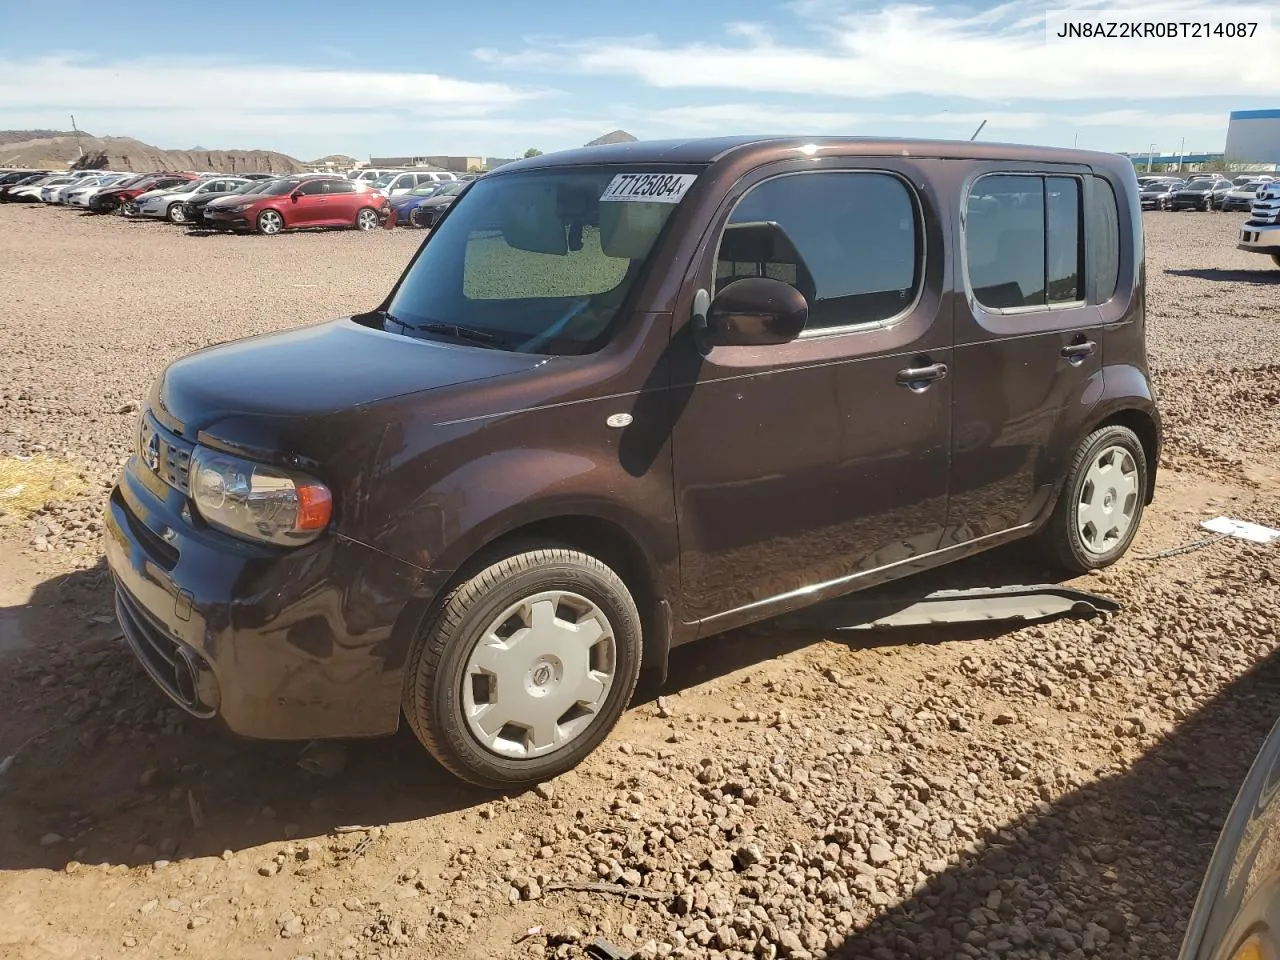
[{"xmin": 133, "ymin": 177, "xmax": 251, "ymax": 223}]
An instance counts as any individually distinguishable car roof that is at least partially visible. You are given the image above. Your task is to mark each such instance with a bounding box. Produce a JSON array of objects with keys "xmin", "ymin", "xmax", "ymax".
[{"xmin": 501, "ymin": 135, "xmax": 1134, "ymax": 173}]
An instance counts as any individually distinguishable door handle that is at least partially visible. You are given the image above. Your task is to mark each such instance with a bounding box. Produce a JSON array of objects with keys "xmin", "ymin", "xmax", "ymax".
[
  {"xmin": 1061, "ymin": 340, "xmax": 1096, "ymax": 365},
  {"xmin": 896, "ymin": 362, "xmax": 948, "ymax": 392}
]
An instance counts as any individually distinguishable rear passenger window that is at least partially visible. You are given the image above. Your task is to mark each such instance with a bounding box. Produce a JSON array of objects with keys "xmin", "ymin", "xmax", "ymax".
[
  {"xmin": 1088, "ymin": 176, "xmax": 1121, "ymax": 301},
  {"xmin": 966, "ymin": 174, "xmax": 1085, "ymax": 310},
  {"xmin": 330, "ymin": 180, "xmax": 356, "ymax": 194},
  {"xmin": 717, "ymin": 172, "xmax": 921, "ymax": 331}
]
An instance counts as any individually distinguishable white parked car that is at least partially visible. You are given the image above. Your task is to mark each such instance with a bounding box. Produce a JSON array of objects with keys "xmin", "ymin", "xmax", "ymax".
[
  {"xmin": 67, "ymin": 174, "xmax": 141, "ymax": 207},
  {"xmin": 47, "ymin": 173, "xmax": 125, "ymax": 204},
  {"xmin": 133, "ymin": 177, "xmax": 251, "ymax": 223},
  {"xmin": 1237, "ymin": 181, "xmax": 1280, "ymax": 268},
  {"xmin": 347, "ymin": 168, "xmax": 402, "ymax": 186},
  {"xmin": 39, "ymin": 171, "xmax": 105, "ymax": 202},
  {"xmin": 10, "ymin": 174, "xmax": 81, "ymax": 202},
  {"xmin": 371, "ymin": 170, "xmax": 457, "ymax": 196}
]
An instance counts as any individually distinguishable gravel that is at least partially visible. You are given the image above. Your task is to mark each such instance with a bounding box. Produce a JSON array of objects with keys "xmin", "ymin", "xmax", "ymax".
[{"xmin": 0, "ymin": 203, "xmax": 1278, "ymax": 960}]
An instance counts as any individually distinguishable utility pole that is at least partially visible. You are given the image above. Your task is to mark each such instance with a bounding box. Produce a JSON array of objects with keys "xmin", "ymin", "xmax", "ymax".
[
  {"xmin": 1073, "ymin": 129, "xmax": 1079, "ymax": 148},
  {"xmin": 70, "ymin": 114, "xmax": 84, "ymax": 162},
  {"xmin": 1146, "ymin": 143, "xmax": 1156, "ymax": 172},
  {"xmin": 1177, "ymin": 136, "xmax": 1185, "ymax": 173}
]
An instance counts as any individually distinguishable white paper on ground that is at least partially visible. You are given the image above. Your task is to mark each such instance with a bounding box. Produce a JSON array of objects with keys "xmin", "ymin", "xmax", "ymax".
[{"xmin": 1201, "ymin": 516, "xmax": 1280, "ymax": 544}]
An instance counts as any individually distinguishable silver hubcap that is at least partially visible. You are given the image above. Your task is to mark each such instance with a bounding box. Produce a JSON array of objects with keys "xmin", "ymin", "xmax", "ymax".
[
  {"xmin": 357, "ymin": 210, "xmax": 377, "ymax": 229},
  {"xmin": 462, "ymin": 591, "xmax": 616, "ymax": 759},
  {"xmin": 170, "ymin": 206, "xmax": 185, "ymax": 222},
  {"xmin": 260, "ymin": 212, "xmax": 282, "ymax": 234},
  {"xmin": 1077, "ymin": 445, "xmax": 1139, "ymax": 555}
]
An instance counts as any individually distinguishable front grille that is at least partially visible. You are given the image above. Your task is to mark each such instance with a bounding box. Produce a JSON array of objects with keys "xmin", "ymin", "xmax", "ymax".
[
  {"xmin": 114, "ymin": 580, "xmax": 215, "ymax": 718},
  {"xmin": 138, "ymin": 414, "xmax": 194, "ymax": 494}
]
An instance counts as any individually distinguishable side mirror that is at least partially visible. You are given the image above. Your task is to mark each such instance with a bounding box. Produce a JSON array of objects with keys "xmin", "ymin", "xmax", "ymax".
[
  {"xmin": 703, "ymin": 277, "xmax": 807, "ymax": 347},
  {"xmin": 290, "ymin": 191, "xmax": 302, "ymax": 202}
]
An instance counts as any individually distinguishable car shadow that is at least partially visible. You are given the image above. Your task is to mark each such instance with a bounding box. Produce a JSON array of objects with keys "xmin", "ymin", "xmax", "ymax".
[
  {"xmin": 3, "ymin": 545, "xmax": 1269, "ymax": 956},
  {"xmin": 0, "ymin": 543, "xmax": 1080, "ymax": 873},
  {"xmin": 1165, "ymin": 267, "xmax": 1279, "ymax": 284}
]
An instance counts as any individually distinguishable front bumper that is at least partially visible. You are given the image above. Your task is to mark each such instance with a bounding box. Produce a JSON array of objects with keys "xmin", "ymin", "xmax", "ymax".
[
  {"xmin": 104, "ymin": 430, "xmax": 432, "ymax": 740},
  {"xmin": 203, "ymin": 210, "xmax": 250, "ymax": 229},
  {"xmin": 1237, "ymin": 223, "xmax": 1280, "ymax": 253}
]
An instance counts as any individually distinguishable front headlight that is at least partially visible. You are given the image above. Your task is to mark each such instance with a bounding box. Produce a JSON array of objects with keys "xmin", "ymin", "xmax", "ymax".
[{"xmin": 189, "ymin": 447, "xmax": 331, "ymax": 546}]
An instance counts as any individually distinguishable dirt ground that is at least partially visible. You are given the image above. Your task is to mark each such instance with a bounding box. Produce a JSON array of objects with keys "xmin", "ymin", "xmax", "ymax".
[{"xmin": 0, "ymin": 203, "xmax": 1278, "ymax": 960}]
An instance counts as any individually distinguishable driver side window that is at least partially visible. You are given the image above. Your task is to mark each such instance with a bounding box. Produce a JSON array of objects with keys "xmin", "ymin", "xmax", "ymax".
[
  {"xmin": 298, "ymin": 180, "xmax": 328, "ymax": 196},
  {"xmin": 716, "ymin": 171, "xmax": 923, "ymax": 332}
]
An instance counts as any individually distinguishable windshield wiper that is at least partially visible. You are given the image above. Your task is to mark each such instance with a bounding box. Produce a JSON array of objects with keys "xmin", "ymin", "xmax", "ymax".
[{"xmin": 411, "ymin": 321, "xmax": 507, "ymax": 349}]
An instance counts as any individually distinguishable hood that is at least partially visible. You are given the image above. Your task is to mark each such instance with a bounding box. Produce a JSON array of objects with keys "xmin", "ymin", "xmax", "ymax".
[
  {"xmin": 420, "ymin": 195, "xmax": 457, "ymax": 208},
  {"xmin": 153, "ymin": 317, "xmax": 542, "ymax": 437},
  {"xmin": 203, "ymin": 193, "xmax": 252, "ymax": 209},
  {"xmin": 1180, "ymin": 183, "xmax": 1213, "ymax": 193}
]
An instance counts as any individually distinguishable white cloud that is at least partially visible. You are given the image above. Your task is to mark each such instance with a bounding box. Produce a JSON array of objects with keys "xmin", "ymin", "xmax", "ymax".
[
  {"xmin": 0, "ymin": 54, "xmax": 539, "ymax": 114},
  {"xmin": 637, "ymin": 103, "xmax": 1052, "ymax": 133},
  {"xmin": 475, "ymin": 0, "xmax": 1278, "ymax": 100},
  {"xmin": 0, "ymin": 53, "xmax": 564, "ymax": 157}
]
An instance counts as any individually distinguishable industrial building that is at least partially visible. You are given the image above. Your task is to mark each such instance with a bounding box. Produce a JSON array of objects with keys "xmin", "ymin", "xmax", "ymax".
[{"xmin": 1225, "ymin": 109, "xmax": 1280, "ymax": 164}]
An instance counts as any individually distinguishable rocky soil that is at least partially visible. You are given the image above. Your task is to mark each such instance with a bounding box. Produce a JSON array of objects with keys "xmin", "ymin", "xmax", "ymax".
[{"xmin": 0, "ymin": 203, "xmax": 1278, "ymax": 960}]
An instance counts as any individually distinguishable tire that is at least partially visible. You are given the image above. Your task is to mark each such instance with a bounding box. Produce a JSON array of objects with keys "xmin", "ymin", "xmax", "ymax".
[
  {"xmin": 408, "ymin": 206, "xmax": 427, "ymax": 228},
  {"xmin": 167, "ymin": 202, "xmax": 187, "ymax": 224},
  {"xmin": 1038, "ymin": 425, "xmax": 1148, "ymax": 574},
  {"xmin": 403, "ymin": 546, "xmax": 642, "ymax": 789},
  {"xmin": 257, "ymin": 209, "xmax": 284, "ymax": 235},
  {"xmin": 354, "ymin": 207, "xmax": 379, "ymax": 231}
]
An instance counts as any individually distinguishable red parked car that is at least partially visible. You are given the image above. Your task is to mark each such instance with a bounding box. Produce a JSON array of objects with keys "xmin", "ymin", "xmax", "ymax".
[
  {"xmin": 202, "ymin": 176, "xmax": 391, "ymax": 234},
  {"xmin": 89, "ymin": 172, "xmax": 199, "ymax": 213}
]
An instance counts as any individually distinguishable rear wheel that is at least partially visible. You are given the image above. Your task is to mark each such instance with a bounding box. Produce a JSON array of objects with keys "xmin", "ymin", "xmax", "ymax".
[
  {"xmin": 1038, "ymin": 425, "xmax": 1148, "ymax": 574},
  {"xmin": 354, "ymin": 207, "xmax": 379, "ymax": 231},
  {"xmin": 402, "ymin": 546, "xmax": 642, "ymax": 788},
  {"xmin": 257, "ymin": 209, "xmax": 284, "ymax": 235},
  {"xmin": 166, "ymin": 202, "xmax": 187, "ymax": 224}
]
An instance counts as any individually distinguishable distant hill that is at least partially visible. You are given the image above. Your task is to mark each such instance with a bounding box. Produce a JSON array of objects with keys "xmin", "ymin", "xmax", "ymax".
[
  {"xmin": 0, "ymin": 131, "xmax": 304, "ymax": 175},
  {"xmin": 311, "ymin": 154, "xmax": 357, "ymax": 166},
  {"xmin": 585, "ymin": 129, "xmax": 638, "ymax": 147}
]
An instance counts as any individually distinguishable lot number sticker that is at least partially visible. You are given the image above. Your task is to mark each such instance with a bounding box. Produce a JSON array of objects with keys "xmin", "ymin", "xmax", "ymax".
[{"xmin": 600, "ymin": 173, "xmax": 697, "ymax": 203}]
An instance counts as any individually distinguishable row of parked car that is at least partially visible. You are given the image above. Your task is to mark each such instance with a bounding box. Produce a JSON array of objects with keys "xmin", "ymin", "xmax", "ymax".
[
  {"xmin": 0, "ymin": 167, "xmax": 469, "ymax": 234},
  {"xmin": 1137, "ymin": 173, "xmax": 1275, "ymax": 212}
]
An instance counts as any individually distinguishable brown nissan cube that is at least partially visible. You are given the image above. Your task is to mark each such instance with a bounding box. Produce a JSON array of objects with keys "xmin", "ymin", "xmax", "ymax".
[{"xmin": 106, "ymin": 136, "xmax": 1159, "ymax": 787}]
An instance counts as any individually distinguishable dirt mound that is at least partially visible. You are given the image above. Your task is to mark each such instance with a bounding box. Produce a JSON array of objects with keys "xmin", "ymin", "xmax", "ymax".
[{"xmin": 0, "ymin": 132, "xmax": 303, "ymax": 175}]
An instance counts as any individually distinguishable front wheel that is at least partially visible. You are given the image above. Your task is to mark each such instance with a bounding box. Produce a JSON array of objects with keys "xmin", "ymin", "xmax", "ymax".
[
  {"xmin": 403, "ymin": 547, "xmax": 642, "ymax": 789},
  {"xmin": 408, "ymin": 206, "xmax": 427, "ymax": 228},
  {"xmin": 354, "ymin": 207, "xmax": 379, "ymax": 231},
  {"xmin": 257, "ymin": 209, "xmax": 284, "ymax": 235},
  {"xmin": 1038, "ymin": 425, "xmax": 1148, "ymax": 574},
  {"xmin": 167, "ymin": 203, "xmax": 187, "ymax": 224}
]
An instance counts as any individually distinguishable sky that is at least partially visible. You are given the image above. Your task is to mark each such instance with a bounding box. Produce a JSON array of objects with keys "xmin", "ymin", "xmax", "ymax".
[{"xmin": 1, "ymin": 0, "xmax": 1276, "ymax": 162}]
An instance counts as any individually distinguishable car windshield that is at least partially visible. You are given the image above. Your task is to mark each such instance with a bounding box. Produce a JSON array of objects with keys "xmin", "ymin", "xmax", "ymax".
[
  {"xmin": 373, "ymin": 173, "xmax": 399, "ymax": 186},
  {"xmin": 408, "ymin": 184, "xmax": 443, "ymax": 197},
  {"xmin": 232, "ymin": 180, "xmax": 274, "ymax": 195},
  {"xmin": 386, "ymin": 167, "xmax": 692, "ymax": 355},
  {"xmin": 437, "ymin": 182, "xmax": 466, "ymax": 196},
  {"xmin": 261, "ymin": 180, "xmax": 301, "ymax": 196}
]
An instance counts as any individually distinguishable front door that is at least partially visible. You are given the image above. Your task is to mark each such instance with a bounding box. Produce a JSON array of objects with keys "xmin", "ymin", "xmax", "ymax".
[
  {"xmin": 291, "ymin": 179, "xmax": 331, "ymax": 225},
  {"xmin": 945, "ymin": 166, "xmax": 1114, "ymax": 544},
  {"xmin": 671, "ymin": 161, "xmax": 953, "ymax": 628}
]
